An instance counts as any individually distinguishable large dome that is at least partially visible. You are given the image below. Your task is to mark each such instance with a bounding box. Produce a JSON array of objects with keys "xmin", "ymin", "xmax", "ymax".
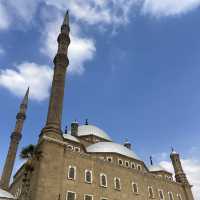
[
  {"xmin": 77, "ymin": 125, "xmax": 112, "ymax": 141},
  {"xmin": 86, "ymin": 142, "xmax": 141, "ymax": 160},
  {"xmin": 0, "ymin": 189, "xmax": 15, "ymax": 199}
]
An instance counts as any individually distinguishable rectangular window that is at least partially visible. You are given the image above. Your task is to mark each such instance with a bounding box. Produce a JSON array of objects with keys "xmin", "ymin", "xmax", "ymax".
[
  {"xmin": 114, "ymin": 177, "xmax": 121, "ymax": 190},
  {"xmin": 100, "ymin": 173, "xmax": 108, "ymax": 187},
  {"xmin": 85, "ymin": 170, "xmax": 92, "ymax": 183},
  {"xmin": 67, "ymin": 191, "xmax": 76, "ymax": 200},
  {"xmin": 158, "ymin": 189, "xmax": 164, "ymax": 200},
  {"xmin": 84, "ymin": 194, "xmax": 93, "ymax": 200},
  {"xmin": 132, "ymin": 182, "xmax": 138, "ymax": 193},
  {"xmin": 68, "ymin": 166, "xmax": 76, "ymax": 180}
]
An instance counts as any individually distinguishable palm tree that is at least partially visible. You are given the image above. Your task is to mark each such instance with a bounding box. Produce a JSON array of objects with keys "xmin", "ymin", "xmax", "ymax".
[{"xmin": 18, "ymin": 144, "xmax": 42, "ymax": 200}]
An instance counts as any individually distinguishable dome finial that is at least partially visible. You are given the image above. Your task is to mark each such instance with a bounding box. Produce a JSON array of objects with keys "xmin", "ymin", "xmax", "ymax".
[
  {"xmin": 150, "ymin": 156, "xmax": 153, "ymax": 166},
  {"xmin": 65, "ymin": 125, "xmax": 68, "ymax": 134},
  {"xmin": 85, "ymin": 119, "xmax": 88, "ymax": 125},
  {"xmin": 124, "ymin": 138, "xmax": 131, "ymax": 149}
]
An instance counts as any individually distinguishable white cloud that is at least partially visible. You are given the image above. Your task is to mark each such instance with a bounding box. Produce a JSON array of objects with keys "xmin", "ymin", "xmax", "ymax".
[
  {"xmin": 142, "ymin": 0, "xmax": 200, "ymax": 17},
  {"xmin": 0, "ymin": 62, "xmax": 53, "ymax": 101},
  {"xmin": 44, "ymin": 0, "xmax": 140, "ymax": 26},
  {"xmin": 40, "ymin": 16, "xmax": 96, "ymax": 75},
  {"xmin": 6, "ymin": 0, "xmax": 39, "ymax": 23},
  {"xmin": 160, "ymin": 159, "xmax": 200, "ymax": 200},
  {"xmin": 0, "ymin": 3, "xmax": 11, "ymax": 30}
]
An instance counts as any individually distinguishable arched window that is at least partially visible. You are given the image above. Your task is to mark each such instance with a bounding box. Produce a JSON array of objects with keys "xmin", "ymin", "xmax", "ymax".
[
  {"xmin": 131, "ymin": 162, "xmax": 135, "ymax": 169},
  {"xmin": 68, "ymin": 166, "xmax": 76, "ymax": 180},
  {"xmin": 125, "ymin": 161, "xmax": 129, "ymax": 167},
  {"xmin": 148, "ymin": 186, "xmax": 154, "ymax": 198},
  {"xmin": 114, "ymin": 177, "xmax": 121, "ymax": 190},
  {"xmin": 100, "ymin": 174, "xmax": 107, "ymax": 187},
  {"xmin": 118, "ymin": 159, "xmax": 123, "ymax": 166},
  {"xmin": 168, "ymin": 192, "xmax": 174, "ymax": 200},
  {"xmin": 132, "ymin": 182, "xmax": 138, "ymax": 193},
  {"xmin": 85, "ymin": 170, "xmax": 92, "ymax": 183},
  {"xmin": 137, "ymin": 165, "xmax": 142, "ymax": 171}
]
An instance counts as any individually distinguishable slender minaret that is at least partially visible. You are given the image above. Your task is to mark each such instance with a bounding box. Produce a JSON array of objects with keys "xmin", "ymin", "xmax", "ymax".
[
  {"xmin": 170, "ymin": 149, "xmax": 194, "ymax": 200},
  {"xmin": 30, "ymin": 12, "xmax": 71, "ymax": 200},
  {"xmin": 0, "ymin": 88, "xmax": 29, "ymax": 190},
  {"xmin": 170, "ymin": 149, "xmax": 189, "ymax": 184},
  {"xmin": 41, "ymin": 11, "xmax": 70, "ymax": 137}
]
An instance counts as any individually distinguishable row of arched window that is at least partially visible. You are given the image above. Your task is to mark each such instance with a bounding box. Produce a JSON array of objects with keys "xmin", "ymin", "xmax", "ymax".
[
  {"xmin": 67, "ymin": 166, "xmax": 182, "ymax": 200},
  {"xmin": 68, "ymin": 166, "xmax": 136, "ymax": 191},
  {"xmin": 67, "ymin": 190, "xmax": 182, "ymax": 200}
]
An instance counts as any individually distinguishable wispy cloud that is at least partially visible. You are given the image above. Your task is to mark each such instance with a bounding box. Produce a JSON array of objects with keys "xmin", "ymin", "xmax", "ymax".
[
  {"xmin": 45, "ymin": 0, "xmax": 140, "ymax": 26},
  {"xmin": 0, "ymin": 62, "xmax": 53, "ymax": 101},
  {"xmin": 6, "ymin": 0, "xmax": 39, "ymax": 24},
  {"xmin": 142, "ymin": 0, "xmax": 200, "ymax": 17}
]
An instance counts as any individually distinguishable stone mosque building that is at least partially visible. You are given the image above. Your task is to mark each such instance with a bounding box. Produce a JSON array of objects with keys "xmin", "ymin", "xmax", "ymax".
[{"xmin": 0, "ymin": 12, "xmax": 195, "ymax": 200}]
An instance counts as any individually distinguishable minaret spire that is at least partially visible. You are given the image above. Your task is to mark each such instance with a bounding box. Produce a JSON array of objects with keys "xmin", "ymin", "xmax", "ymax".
[
  {"xmin": 63, "ymin": 10, "xmax": 69, "ymax": 26},
  {"xmin": 42, "ymin": 11, "xmax": 70, "ymax": 136},
  {"xmin": 0, "ymin": 88, "xmax": 29, "ymax": 190}
]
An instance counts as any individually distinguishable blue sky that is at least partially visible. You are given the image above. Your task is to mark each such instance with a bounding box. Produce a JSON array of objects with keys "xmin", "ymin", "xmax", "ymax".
[{"xmin": 0, "ymin": 0, "xmax": 200, "ymax": 198}]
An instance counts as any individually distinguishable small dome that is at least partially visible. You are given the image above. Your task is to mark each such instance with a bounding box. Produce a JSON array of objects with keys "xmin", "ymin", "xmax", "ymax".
[
  {"xmin": 77, "ymin": 125, "xmax": 112, "ymax": 141},
  {"xmin": 86, "ymin": 142, "xmax": 141, "ymax": 160},
  {"xmin": 149, "ymin": 165, "xmax": 167, "ymax": 172},
  {"xmin": 63, "ymin": 134, "xmax": 80, "ymax": 143},
  {"xmin": 0, "ymin": 189, "xmax": 15, "ymax": 199}
]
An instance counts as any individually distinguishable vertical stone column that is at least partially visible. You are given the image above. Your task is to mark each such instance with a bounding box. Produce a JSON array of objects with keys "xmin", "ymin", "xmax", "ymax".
[
  {"xmin": 170, "ymin": 149, "xmax": 194, "ymax": 200},
  {"xmin": 42, "ymin": 11, "xmax": 70, "ymax": 137},
  {"xmin": 0, "ymin": 88, "xmax": 29, "ymax": 190},
  {"xmin": 30, "ymin": 12, "xmax": 71, "ymax": 200}
]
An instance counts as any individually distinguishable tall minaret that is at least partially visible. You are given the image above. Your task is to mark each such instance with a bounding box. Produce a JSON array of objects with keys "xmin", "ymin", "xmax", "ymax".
[
  {"xmin": 0, "ymin": 88, "xmax": 29, "ymax": 190},
  {"xmin": 170, "ymin": 149, "xmax": 189, "ymax": 184},
  {"xmin": 170, "ymin": 149, "xmax": 194, "ymax": 200},
  {"xmin": 41, "ymin": 11, "xmax": 70, "ymax": 137}
]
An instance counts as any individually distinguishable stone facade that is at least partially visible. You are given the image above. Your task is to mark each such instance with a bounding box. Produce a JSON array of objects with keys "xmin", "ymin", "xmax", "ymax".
[{"xmin": 10, "ymin": 131, "xmax": 194, "ymax": 200}]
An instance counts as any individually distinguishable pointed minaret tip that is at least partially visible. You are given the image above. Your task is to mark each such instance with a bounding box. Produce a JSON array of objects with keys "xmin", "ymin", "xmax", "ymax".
[
  {"xmin": 22, "ymin": 87, "xmax": 29, "ymax": 106},
  {"xmin": 63, "ymin": 10, "xmax": 69, "ymax": 25}
]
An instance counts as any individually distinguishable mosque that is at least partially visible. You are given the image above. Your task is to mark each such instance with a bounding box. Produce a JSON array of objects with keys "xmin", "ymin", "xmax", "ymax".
[{"xmin": 0, "ymin": 12, "xmax": 194, "ymax": 200}]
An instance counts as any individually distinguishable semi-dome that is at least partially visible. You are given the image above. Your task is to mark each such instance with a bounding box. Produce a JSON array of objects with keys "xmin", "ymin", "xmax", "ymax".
[
  {"xmin": 77, "ymin": 125, "xmax": 112, "ymax": 141},
  {"xmin": 86, "ymin": 142, "xmax": 141, "ymax": 160},
  {"xmin": 0, "ymin": 189, "xmax": 15, "ymax": 199},
  {"xmin": 63, "ymin": 134, "xmax": 80, "ymax": 143}
]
